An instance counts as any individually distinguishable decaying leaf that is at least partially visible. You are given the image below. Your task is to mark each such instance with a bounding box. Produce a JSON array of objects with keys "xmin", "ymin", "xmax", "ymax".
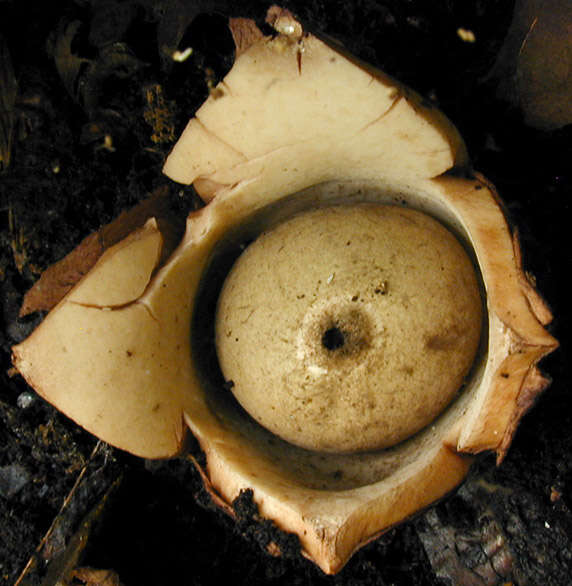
[
  {"xmin": 156, "ymin": 0, "xmax": 240, "ymax": 68},
  {"xmin": 72, "ymin": 567, "xmax": 124, "ymax": 586},
  {"xmin": 491, "ymin": 0, "xmax": 572, "ymax": 129},
  {"xmin": 19, "ymin": 186, "xmax": 185, "ymax": 316},
  {"xmin": 51, "ymin": 20, "xmax": 91, "ymax": 105},
  {"xmin": 229, "ymin": 17, "xmax": 264, "ymax": 57},
  {"xmin": 14, "ymin": 443, "xmax": 122, "ymax": 586},
  {"xmin": 0, "ymin": 34, "xmax": 18, "ymax": 172},
  {"xmin": 50, "ymin": 18, "xmax": 143, "ymax": 119},
  {"xmin": 143, "ymin": 83, "xmax": 176, "ymax": 144}
]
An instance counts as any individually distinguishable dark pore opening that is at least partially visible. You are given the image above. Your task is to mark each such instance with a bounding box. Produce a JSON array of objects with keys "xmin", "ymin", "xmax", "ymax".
[{"xmin": 322, "ymin": 326, "xmax": 345, "ymax": 351}]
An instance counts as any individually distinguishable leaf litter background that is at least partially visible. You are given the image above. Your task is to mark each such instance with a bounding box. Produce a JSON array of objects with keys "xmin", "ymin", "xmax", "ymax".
[{"xmin": 0, "ymin": 1, "xmax": 571, "ymax": 585}]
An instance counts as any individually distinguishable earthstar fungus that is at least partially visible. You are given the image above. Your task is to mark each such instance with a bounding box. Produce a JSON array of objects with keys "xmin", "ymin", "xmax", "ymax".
[{"xmin": 12, "ymin": 9, "xmax": 558, "ymax": 574}]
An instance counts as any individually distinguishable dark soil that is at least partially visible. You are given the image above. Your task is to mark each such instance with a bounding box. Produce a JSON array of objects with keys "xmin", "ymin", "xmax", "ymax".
[{"xmin": 1, "ymin": 1, "xmax": 570, "ymax": 585}]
